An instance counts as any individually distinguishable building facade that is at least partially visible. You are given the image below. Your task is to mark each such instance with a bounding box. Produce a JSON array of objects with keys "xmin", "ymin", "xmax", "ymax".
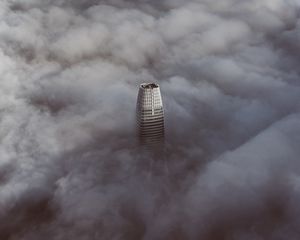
[{"xmin": 136, "ymin": 83, "xmax": 165, "ymax": 147}]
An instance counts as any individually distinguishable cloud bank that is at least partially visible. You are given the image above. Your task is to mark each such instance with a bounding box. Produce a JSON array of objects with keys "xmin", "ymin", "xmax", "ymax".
[{"xmin": 0, "ymin": 0, "xmax": 300, "ymax": 239}]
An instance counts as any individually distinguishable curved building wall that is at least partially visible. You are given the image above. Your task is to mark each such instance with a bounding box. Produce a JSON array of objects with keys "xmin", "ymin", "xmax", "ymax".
[{"xmin": 136, "ymin": 83, "xmax": 165, "ymax": 146}]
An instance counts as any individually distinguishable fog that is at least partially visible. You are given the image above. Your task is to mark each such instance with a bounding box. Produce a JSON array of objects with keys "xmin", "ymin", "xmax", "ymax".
[{"xmin": 0, "ymin": 0, "xmax": 300, "ymax": 239}]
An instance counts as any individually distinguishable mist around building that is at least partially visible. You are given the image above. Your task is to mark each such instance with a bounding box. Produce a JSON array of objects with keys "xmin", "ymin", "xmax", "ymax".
[{"xmin": 0, "ymin": 0, "xmax": 300, "ymax": 239}]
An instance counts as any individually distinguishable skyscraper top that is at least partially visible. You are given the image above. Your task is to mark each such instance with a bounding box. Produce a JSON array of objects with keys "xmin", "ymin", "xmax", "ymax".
[
  {"xmin": 136, "ymin": 82, "xmax": 164, "ymax": 147},
  {"xmin": 140, "ymin": 83, "xmax": 159, "ymax": 89}
]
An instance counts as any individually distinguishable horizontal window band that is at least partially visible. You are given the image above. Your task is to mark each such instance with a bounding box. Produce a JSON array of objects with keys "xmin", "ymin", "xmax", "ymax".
[
  {"xmin": 140, "ymin": 129, "xmax": 163, "ymax": 133},
  {"xmin": 138, "ymin": 100, "xmax": 162, "ymax": 102},
  {"xmin": 138, "ymin": 97, "xmax": 161, "ymax": 99},
  {"xmin": 139, "ymin": 123, "xmax": 164, "ymax": 128},
  {"xmin": 139, "ymin": 100, "xmax": 161, "ymax": 103},
  {"xmin": 138, "ymin": 111, "xmax": 164, "ymax": 116},
  {"xmin": 138, "ymin": 95, "xmax": 161, "ymax": 98},
  {"xmin": 138, "ymin": 126, "xmax": 164, "ymax": 131},
  {"xmin": 139, "ymin": 112, "xmax": 164, "ymax": 115},
  {"xmin": 139, "ymin": 130, "xmax": 164, "ymax": 134},
  {"xmin": 137, "ymin": 103, "xmax": 162, "ymax": 105},
  {"xmin": 137, "ymin": 108, "xmax": 163, "ymax": 113},
  {"xmin": 140, "ymin": 130, "xmax": 164, "ymax": 134},
  {"xmin": 138, "ymin": 122, "xmax": 164, "ymax": 127},
  {"xmin": 139, "ymin": 127, "xmax": 164, "ymax": 131},
  {"xmin": 138, "ymin": 109, "xmax": 164, "ymax": 113},
  {"xmin": 139, "ymin": 129, "xmax": 164, "ymax": 134},
  {"xmin": 137, "ymin": 108, "xmax": 163, "ymax": 111},
  {"xmin": 138, "ymin": 97, "xmax": 161, "ymax": 100},
  {"xmin": 138, "ymin": 112, "xmax": 164, "ymax": 116},
  {"xmin": 140, "ymin": 133, "xmax": 164, "ymax": 137},
  {"xmin": 139, "ymin": 124, "xmax": 164, "ymax": 129},
  {"xmin": 139, "ymin": 132, "xmax": 164, "ymax": 137},
  {"xmin": 140, "ymin": 136, "xmax": 164, "ymax": 140},
  {"xmin": 139, "ymin": 120, "xmax": 164, "ymax": 124},
  {"xmin": 138, "ymin": 108, "xmax": 162, "ymax": 112},
  {"xmin": 139, "ymin": 120, "xmax": 164, "ymax": 123},
  {"xmin": 141, "ymin": 136, "xmax": 164, "ymax": 139},
  {"xmin": 138, "ymin": 116, "xmax": 164, "ymax": 120},
  {"xmin": 138, "ymin": 119, "xmax": 164, "ymax": 124},
  {"xmin": 138, "ymin": 114, "xmax": 164, "ymax": 118},
  {"xmin": 137, "ymin": 117, "xmax": 164, "ymax": 121}
]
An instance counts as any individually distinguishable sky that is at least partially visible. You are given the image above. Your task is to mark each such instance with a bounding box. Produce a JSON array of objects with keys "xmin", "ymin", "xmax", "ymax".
[{"xmin": 0, "ymin": 0, "xmax": 300, "ymax": 239}]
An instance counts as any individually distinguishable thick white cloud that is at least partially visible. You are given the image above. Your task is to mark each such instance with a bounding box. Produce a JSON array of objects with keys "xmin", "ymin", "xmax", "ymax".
[{"xmin": 0, "ymin": 0, "xmax": 300, "ymax": 239}]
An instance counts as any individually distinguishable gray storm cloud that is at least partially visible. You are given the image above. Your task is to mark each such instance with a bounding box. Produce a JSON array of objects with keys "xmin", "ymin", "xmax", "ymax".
[{"xmin": 0, "ymin": 0, "xmax": 300, "ymax": 239}]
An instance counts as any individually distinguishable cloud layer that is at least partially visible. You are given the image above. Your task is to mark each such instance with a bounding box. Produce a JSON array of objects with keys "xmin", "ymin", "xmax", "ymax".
[{"xmin": 0, "ymin": 0, "xmax": 300, "ymax": 239}]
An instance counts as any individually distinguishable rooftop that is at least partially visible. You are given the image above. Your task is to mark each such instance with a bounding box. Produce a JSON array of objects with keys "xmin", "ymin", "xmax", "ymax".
[{"xmin": 140, "ymin": 83, "xmax": 159, "ymax": 89}]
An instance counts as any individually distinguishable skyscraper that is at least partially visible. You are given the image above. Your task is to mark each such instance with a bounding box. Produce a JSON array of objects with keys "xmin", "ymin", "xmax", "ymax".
[{"xmin": 136, "ymin": 83, "xmax": 165, "ymax": 147}]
